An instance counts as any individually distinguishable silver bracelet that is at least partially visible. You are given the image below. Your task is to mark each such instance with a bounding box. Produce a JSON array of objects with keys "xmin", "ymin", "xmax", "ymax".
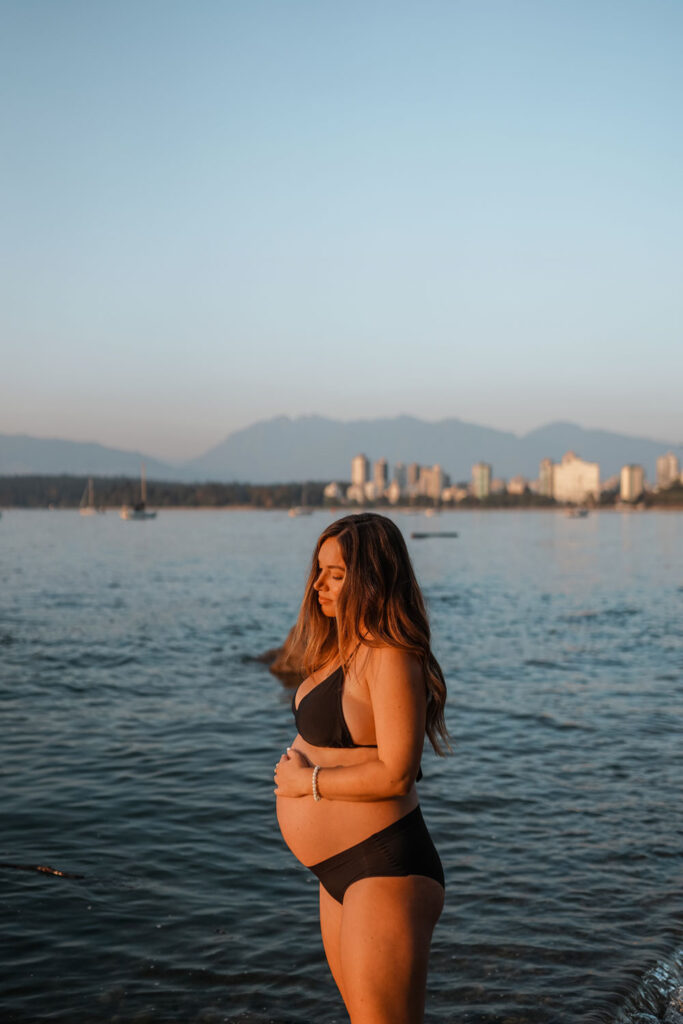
[{"xmin": 312, "ymin": 765, "xmax": 321, "ymax": 802}]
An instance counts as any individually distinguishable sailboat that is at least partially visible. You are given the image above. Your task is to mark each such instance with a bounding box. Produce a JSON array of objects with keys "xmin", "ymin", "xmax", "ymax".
[
  {"xmin": 120, "ymin": 463, "xmax": 157, "ymax": 520},
  {"xmin": 288, "ymin": 482, "xmax": 313, "ymax": 517},
  {"xmin": 79, "ymin": 478, "xmax": 105, "ymax": 515}
]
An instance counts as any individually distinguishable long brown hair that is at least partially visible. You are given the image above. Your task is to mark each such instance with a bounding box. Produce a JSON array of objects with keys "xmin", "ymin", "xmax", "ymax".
[{"xmin": 286, "ymin": 512, "xmax": 450, "ymax": 755}]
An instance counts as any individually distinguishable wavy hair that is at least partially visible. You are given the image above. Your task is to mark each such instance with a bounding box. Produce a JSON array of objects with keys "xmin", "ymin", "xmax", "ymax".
[{"xmin": 285, "ymin": 512, "xmax": 450, "ymax": 755}]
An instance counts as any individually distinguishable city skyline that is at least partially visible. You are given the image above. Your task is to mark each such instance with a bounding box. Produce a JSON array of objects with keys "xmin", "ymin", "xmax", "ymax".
[
  {"xmin": 2, "ymin": 2, "xmax": 682, "ymax": 459},
  {"xmin": 338, "ymin": 448, "xmax": 681, "ymax": 505}
]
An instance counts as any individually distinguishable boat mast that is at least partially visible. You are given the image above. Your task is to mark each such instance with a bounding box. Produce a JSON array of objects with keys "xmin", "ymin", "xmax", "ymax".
[
  {"xmin": 141, "ymin": 462, "xmax": 147, "ymax": 505},
  {"xmin": 88, "ymin": 477, "xmax": 94, "ymax": 508}
]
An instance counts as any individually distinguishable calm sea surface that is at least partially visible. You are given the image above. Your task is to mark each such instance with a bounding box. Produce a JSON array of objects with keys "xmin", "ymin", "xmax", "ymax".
[{"xmin": 1, "ymin": 509, "xmax": 682, "ymax": 1024}]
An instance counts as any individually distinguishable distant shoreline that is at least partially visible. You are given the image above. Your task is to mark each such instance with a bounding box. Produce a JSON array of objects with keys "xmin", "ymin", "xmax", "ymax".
[
  {"xmin": 3, "ymin": 504, "xmax": 683, "ymax": 513},
  {"xmin": 1, "ymin": 473, "xmax": 682, "ymax": 511}
]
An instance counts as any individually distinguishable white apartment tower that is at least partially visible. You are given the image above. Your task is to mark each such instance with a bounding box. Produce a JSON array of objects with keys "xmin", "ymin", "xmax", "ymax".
[
  {"xmin": 656, "ymin": 452, "xmax": 680, "ymax": 490},
  {"xmin": 346, "ymin": 454, "xmax": 370, "ymax": 504},
  {"xmin": 430, "ymin": 465, "xmax": 446, "ymax": 499},
  {"xmin": 552, "ymin": 452, "xmax": 600, "ymax": 504},
  {"xmin": 406, "ymin": 463, "xmax": 420, "ymax": 489},
  {"xmin": 471, "ymin": 462, "xmax": 492, "ymax": 499},
  {"xmin": 620, "ymin": 465, "xmax": 644, "ymax": 502},
  {"xmin": 373, "ymin": 458, "xmax": 388, "ymax": 495},
  {"xmin": 417, "ymin": 465, "xmax": 446, "ymax": 500},
  {"xmin": 538, "ymin": 458, "xmax": 554, "ymax": 498},
  {"xmin": 351, "ymin": 454, "xmax": 370, "ymax": 488}
]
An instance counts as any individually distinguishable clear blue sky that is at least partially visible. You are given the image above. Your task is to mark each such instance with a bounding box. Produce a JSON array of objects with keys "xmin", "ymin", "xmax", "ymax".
[{"xmin": 1, "ymin": 0, "xmax": 681, "ymax": 459}]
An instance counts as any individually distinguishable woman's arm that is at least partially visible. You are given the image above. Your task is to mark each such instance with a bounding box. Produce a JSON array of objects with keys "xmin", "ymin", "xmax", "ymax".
[{"xmin": 275, "ymin": 646, "xmax": 426, "ymax": 802}]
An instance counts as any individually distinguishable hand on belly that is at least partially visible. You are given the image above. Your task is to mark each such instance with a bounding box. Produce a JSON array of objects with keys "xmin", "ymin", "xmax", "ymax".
[
  {"xmin": 275, "ymin": 736, "xmax": 416, "ymax": 866},
  {"xmin": 274, "ymin": 746, "xmax": 314, "ymax": 799}
]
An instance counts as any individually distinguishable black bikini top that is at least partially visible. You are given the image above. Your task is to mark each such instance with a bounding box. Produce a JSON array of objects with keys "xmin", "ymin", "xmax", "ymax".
[
  {"xmin": 292, "ymin": 664, "xmax": 377, "ymax": 749},
  {"xmin": 291, "ymin": 663, "xmax": 423, "ymax": 781}
]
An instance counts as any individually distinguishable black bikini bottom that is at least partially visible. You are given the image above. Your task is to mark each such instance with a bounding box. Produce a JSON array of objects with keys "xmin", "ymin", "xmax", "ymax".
[{"xmin": 309, "ymin": 806, "xmax": 444, "ymax": 905}]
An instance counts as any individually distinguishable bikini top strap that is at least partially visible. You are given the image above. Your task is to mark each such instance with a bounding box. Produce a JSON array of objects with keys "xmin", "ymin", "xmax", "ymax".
[{"xmin": 341, "ymin": 639, "xmax": 362, "ymax": 674}]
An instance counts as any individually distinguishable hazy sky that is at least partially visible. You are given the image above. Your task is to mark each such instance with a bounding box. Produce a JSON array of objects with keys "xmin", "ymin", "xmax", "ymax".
[{"xmin": 2, "ymin": 0, "xmax": 681, "ymax": 460}]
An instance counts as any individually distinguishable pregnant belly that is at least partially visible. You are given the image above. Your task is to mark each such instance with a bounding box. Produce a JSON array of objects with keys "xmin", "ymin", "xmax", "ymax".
[{"xmin": 276, "ymin": 735, "xmax": 418, "ymax": 866}]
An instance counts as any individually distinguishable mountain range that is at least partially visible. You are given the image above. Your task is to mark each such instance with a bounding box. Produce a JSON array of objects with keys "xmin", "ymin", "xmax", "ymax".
[{"xmin": 1, "ymin": 417, "xmax": 680, "ymax": 484}]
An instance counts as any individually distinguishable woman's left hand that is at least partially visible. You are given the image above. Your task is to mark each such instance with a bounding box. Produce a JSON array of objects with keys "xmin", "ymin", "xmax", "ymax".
[{"xmin": 274, "ymin": 747, "xmax": 314, "ymax": 798}]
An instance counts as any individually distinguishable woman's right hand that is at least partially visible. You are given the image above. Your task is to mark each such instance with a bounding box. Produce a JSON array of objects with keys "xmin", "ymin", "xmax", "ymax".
[{"xmin": 274, "ymin": 747, "xmax": 314, "ymax": 798}]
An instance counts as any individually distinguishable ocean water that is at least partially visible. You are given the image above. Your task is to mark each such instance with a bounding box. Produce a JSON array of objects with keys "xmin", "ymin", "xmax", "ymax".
[{"xmin": 1, "ymin": 508, "xmax": 681, "ymax": 1024}]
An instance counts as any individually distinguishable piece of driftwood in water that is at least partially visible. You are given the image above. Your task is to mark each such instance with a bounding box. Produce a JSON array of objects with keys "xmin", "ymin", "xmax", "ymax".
[
  {"xmin": 410, "ymin": 531, "xmax": 459, "ymax": 539},
  {"xmin": 257, "ymin": 626, "xmax": 304, "ymax": 687},
  {"xmin": 0, "ymin": 862, "xmax": 85, "ymax": 879}
]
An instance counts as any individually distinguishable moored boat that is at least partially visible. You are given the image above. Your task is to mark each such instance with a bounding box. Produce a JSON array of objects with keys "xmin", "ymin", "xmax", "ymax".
[
  {"xmin": 288, "ymin": 506, "xmax": 313, "ymax": 517},
  {"xmin": 288, "ymin": 484, "xmax": 313, "ymax": 517},
  {"xmin": 80, "ymin": 478, "xmax": 105, "ymax": 515},
  {"xmin": 120, "ymin": 463, "xmax": 157, "ymax": 520}
]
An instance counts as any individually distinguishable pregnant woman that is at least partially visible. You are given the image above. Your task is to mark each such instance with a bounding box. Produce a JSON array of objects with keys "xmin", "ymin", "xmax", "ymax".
[{"xmin": 275, "ymin": 512, "xmax": 448, "ymax": 1024}]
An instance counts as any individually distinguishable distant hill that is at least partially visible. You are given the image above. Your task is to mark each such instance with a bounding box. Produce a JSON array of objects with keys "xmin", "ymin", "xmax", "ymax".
[
  {"xmin": 0, "ymin": 434, "xmax": 177, "ymax": 479},
  {"xmin": 1, "ymin": 418, "xmax": 680, "ymax": 484},
  {"xmin": 182, "ymin": 416, "xmax": 681, "ymax": 483}
]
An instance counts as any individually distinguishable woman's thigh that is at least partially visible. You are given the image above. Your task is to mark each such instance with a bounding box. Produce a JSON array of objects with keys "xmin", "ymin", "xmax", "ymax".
[
  {"xmin": 339, "ymin": 875, "xmax": 444, "ymax": 1024},
  {"xmin": 319, "ymin": 883, "xmax": 348, "ymax": 1009}
]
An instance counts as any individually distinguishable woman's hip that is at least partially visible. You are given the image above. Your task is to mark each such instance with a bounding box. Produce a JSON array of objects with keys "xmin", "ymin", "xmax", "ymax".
[{"xmin": 308, "ymin": 805, "xmax": 444, "ymax": 905}]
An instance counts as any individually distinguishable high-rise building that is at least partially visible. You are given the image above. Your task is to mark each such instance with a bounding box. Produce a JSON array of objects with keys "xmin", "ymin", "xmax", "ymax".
[
  {"xmin": 471, "ymin": 462, "xmax": 492, "ymax": 499},
  {"xmin": 431, "ymin": 465, "xmax": 448, "ymax": 497},
  {"xmin": 417, "ymin": 464, "xmax": 447, "ymax": 501},
  {"xmin": 393, "ymin": 462, "xmax": 407, "ymax": 489},
  {"xmin": 552, "ymin": 451, "xmax": 600, "ymax": 504},
  {"xmin": 656, "ymin": 452, "xmax": 680, "ymax": 490},
  {"xmin": 620, "ymin": 465, "xmax": 644, "ymax": 502},
  {"xmin": 373, "ymin": 458, "xmax": 388, "ymax": 495},
  {"xmin": 406, "ymin": 463, "xmax": 420, "ymax": 489},
  {"xmin": 417, "ymin": 466, "xmax": 432, "ymax": 497},
  {"xmin": 538, "ymin": 458, "xmax": 554, "ymax": 497},
  {"xmin": 351, "ymin": 454, "xmax": 369, "ymax": 487}
]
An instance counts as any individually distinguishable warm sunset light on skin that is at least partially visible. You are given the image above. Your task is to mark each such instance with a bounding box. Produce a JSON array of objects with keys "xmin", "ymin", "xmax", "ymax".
[
  {"xmin": 275, "ymin": 514, "xmax": 447, "ymax": 1022},
  {"xmin": 313, "ymin": 538, "xmax": 346, "ymax": 619}
]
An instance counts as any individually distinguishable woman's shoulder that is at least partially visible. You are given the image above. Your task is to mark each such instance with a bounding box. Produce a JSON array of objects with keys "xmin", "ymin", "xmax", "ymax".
[{"xmin": 356, "ymin": 640, "xmax": 422, "ymax": 683}]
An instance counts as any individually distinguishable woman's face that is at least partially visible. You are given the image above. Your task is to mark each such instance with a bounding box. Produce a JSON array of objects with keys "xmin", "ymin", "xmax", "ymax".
[{"xmin": 313, "ymin": 536, "xmax": 346, "ymax": 618}]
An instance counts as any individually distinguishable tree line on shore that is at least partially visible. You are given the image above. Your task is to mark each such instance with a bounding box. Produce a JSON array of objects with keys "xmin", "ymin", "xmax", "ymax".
[
  {"xmin": 0, "ymin": 475, "xmax": 681, "ymax": 509},
  {"xmin": 0, "ymin": 476, "xmax": 328, "ymax": 509}
]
